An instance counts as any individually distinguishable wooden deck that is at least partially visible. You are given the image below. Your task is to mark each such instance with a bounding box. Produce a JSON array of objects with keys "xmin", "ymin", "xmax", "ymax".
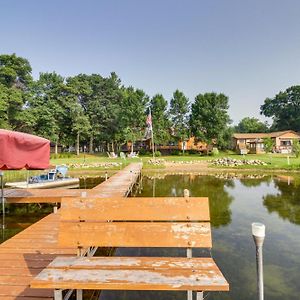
[
  {"xmin": 0, "ymin": 163, "xmax": 142, "ymax": 300},
  {"xmin": 4, "ymin": 163, "xmax": 142, "ymax": 203}
]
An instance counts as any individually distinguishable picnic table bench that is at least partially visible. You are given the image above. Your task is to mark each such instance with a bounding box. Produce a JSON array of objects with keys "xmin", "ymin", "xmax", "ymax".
[{"xmin": 31, "ymin": 195, "xmax": 229, "ymax": 299}]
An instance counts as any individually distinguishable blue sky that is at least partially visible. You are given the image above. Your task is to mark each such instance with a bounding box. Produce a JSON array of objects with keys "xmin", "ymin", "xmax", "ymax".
[{"xmin": 1, "ymin": 0, "xmax": 300, "ymax": 124}]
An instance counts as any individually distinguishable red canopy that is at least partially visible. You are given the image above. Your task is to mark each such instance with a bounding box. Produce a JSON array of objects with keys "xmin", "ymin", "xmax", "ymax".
[{"xmin": 0, "ymin": 129, "xmax": 50, "ymax": 170}]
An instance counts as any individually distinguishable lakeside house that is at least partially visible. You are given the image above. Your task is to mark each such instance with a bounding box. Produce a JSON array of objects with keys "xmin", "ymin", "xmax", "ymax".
[
  {"xmin": 123, "ymin": 136, "xmax": 207, "ymax": 154},
  {"xmin": 233, "ymin": 130, "xmax": 300, "ymax": 154}
]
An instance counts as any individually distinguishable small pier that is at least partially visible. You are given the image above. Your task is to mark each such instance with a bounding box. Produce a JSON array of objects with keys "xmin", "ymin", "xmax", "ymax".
[
  {"xmin": 0, "ymin": 163, "xmax": 142, "ymax": 299},
  {"xmin": 4, "ymin": 163, "xmax": 142, "ymax": 203}
]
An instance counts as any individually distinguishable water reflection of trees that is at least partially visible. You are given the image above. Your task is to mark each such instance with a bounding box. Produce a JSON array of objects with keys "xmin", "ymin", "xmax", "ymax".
[
  {"xmin": 140, "ymin": 175, "xmax": 234, "ymax": 228},
  {"xmin": 239, "ymin": 175, "xmax": 272, "ymax": 187},
  {"xmin": 263, "ymin": 180, "xmax": 300, "ymax": 225}
]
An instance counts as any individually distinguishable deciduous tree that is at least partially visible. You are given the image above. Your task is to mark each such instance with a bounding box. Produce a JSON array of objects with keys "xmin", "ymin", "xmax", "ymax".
[
  {"xmin": 150, "ymin": 94, "xmax": 171, "ymax": 147},
  {"xmin": 261, "ymin": 86, "xmax": 300, "ymax": 131},
  {"xmin": 169, "ymin": 90, "xmax": 189, "ymax": 151},
  {"xmin": 235, "ymin": 117, "xmax": 268, "ymax": 133},
  {"xmin": 190, "ymin": 92, "xmax": 230, "ymax": 146}
]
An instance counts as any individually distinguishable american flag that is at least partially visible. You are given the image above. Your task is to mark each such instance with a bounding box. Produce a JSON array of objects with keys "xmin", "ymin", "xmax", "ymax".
[
  {"xmin": 146, "ymin": 112, "xmax": 152, "ymax": 130},
  {"xmin": 144, "ymin": 110, "xmax": 153, "ymax": 139}
]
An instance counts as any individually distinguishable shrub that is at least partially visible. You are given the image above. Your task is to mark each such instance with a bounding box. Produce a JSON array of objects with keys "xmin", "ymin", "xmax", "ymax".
[
  {"xmin": 155, "ymin": 150, "xmax": 162, "ymax": 157},
  {"xmin": 139, "ymin": 149, "xmax": 151, "ymax": 156},
  {"xmin": 170, "ymin": 150, "xmax": 180, "ymax": 155},
  {"xmin": 50, "ymin": 152, "xmax": 73, "ymax": 159},
  {"xmin": 263, "ymin": 137, "xmax": 274, "ymax": 153},
  {"xmin": 211, "ymin": 147, "xmax": 219, "ymax": 156},
  {"xmin": 188, "ymin": 149, "xmax": 198, "ymax": 155},
  {"xmin": 292, "ymin": 139, "xmax": 300, "ymax": 158}
]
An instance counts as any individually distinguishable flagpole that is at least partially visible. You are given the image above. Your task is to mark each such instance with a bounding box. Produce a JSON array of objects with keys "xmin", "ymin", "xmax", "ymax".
[{"xmin": 149, "ymin": 108, "xmax": 155, "ymax": 160}]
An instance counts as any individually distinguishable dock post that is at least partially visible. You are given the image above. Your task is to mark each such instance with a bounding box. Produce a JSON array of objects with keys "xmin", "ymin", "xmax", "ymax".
[
  {"xmin": 196, "ymin": 292, "xmax": 204, "ymax": 300},
  {"xmin": 105, "ymin": 171, "xmax": 108, "ymax": 181},
  {"xmin": 53, "ymin": 202, "xmax": 58, "ymax": 214},
  {"xmin": 76, "ymin": 289, "xmax": 83, "ymax": 300},
  {"xmin": 252, "ymin": 223, "xmax": 265, "ymax": 300}
]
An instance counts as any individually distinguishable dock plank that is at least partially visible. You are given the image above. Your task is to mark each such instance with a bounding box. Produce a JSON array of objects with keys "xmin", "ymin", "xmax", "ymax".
[{"xmin": 0, "ymin": 163, "xmax": 142, "ymax": 300}]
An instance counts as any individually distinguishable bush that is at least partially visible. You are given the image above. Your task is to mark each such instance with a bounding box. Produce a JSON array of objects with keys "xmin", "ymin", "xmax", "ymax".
[
  {"xmin": 292, "ymin": 140, "xmax": 300, "ymax": 158},
  {"xmin": 188, "ymin": 149, "xmax": 198, "ymax": 155},
  {"xmin": 155, "ymin": 151, "xmax": 162, "ymax": 157},
  {"xmin": 50, "ymin": 152, "xmax": 73, "ymax": 159},
  {"xmin": 170, "ymin": 150, "xmax": 180, "ymax": 155},
  {"xmin": 211, "ymin": 147, "xmax": 219, "ymax": 156},
  {"xmin": 139, "ymin": 149, "xmax": 152, "ymax": 156}
]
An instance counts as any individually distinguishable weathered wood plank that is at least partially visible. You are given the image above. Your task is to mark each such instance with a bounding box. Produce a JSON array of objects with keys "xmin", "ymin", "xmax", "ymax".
[
  {"xmin": 48, "ymin": 256, "xmax": 218, "ymax": 271},
  {"xmin": 31, "ymin": 267, "xmax": 229, "ymax": 291},
  {"xmin": 59, "ymin": 222, "xmax": 212, "ymax": 248},
  {"xmin": 61, "ymin": 197, "xmax": 210, "ymax": 221}
]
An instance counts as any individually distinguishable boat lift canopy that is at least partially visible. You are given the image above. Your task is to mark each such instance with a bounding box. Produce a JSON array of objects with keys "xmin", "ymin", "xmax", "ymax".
[{"xmin": 0, "ymin": 129, "xmax": 50, "ymax": 170}]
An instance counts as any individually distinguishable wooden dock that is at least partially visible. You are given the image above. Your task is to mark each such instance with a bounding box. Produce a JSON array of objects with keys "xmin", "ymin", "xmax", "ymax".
[
  {"xmin": 0, "ymin": 163, "xmax": 142, "ymax": 300},
  {"xmin": 4, "ymin": 163, "xmax": 142, "ymax": 203}
]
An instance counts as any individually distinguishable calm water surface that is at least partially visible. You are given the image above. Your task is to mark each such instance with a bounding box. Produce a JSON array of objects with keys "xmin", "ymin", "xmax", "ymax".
[{"xmin": 101, "ymin": 173, "xmax": 300, "ymax": 300}]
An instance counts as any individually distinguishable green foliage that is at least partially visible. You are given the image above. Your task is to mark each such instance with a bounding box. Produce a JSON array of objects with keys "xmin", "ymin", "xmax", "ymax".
[
  {"xmin": 169, "ymin": 90, "xmax": 189, "ymax": 141},
  {"xmin": 150, "ymin": 94, "xmax": 171, "ymax": 145},
  {"xmin": 154, "ymin": 150, "xmax": 162, "ymax": 157},
  {"xmin": 236, "ymin": 117, "xmax": 268, "ymax": 133},
  {"xmin": 190, "ymin": 92, "xmax": 231, "ymax": 147},
  {"xmin": 0, "ymin": 53, "xmax": 33, "ymax": 130},
  {"xmin": 263, "ymin": 137, "xmax": 274, "ymax": 153},
  {"xmin": 170, "ymin": 149, "xmax": 180, "ymax": 155},
  {"xmin": 211, "ymin": 148, "xmax": 219, "ymax": 156},
  {"xmin": 0, "ymin": 53, "xmax": 239, "ymax": 155},
  {"xmin": 292, "ymin": 139, "xmax": 300, "ymax": 158},
  {"xmin": 139, "ymin": 149, "xmax": 151, "ymax": 156},
  {"xmin": 261, "ymin": 85, "xmax": 300, "ymax": 131},
  {"xmin": 50, "ymin": 152, "xmax": 73, "ymax": 159},
  {"xmin": 120, "ymin": 86, "xmax": 148, "ymax": 146}
]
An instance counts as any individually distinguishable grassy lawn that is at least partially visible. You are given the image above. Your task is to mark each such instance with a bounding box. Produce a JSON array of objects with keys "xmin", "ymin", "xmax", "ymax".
[
  {"xmin": 210, "ymin": 152, "xmax": 300, "ymax": 170},
  {"xmin": 3, "ymin": 152, "xmax": 300, "ymax": 184},
  {"xmin": 50, "ymin": 152, "xmax": 300, "ymax": 171}
]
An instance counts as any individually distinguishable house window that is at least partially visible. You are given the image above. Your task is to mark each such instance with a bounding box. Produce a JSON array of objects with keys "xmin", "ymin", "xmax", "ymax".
[{"xmin": 281, "ymin": 140, "xmax": 291, "ymax": 146}]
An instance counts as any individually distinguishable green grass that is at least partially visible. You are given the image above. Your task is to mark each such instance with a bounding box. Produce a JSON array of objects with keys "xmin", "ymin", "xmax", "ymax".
[
  {"xmin": 4, "ymin": 152, "xmax": 300, "ymax": 183},
  {"xmin": 50, "ymin": 152, "xmax": 300, "ymax": 171},
  {"xmin": 209, "ymin": 152, "xmax": 300, "ymax": 170}
]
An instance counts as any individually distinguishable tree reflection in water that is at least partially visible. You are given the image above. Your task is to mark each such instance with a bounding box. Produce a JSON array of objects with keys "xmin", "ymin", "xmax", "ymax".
[
  {"xmin": 140, "ymin": 174, "xmax": 234, "ymax": 228},
  {"xmin": 263, "ymin": 178, "xmax": 300, "ymax": 225}
]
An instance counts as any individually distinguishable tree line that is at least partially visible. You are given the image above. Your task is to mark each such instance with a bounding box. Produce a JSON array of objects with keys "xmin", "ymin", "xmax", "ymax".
[
  {"xmin": 1, "ymin": 53, "xmax": 299, "ymax": 154},
  {"xmin": 0, "ymin": 54, "xmax": 232, "ymax": 154}
]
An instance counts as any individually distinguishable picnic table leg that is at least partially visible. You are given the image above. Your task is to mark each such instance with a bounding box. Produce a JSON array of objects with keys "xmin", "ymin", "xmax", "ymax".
[
  {"xmin": 76, "ymin": 247, "xmax": 84, "ymax": 299},
  {"xmin": 76, "ymin": 289, "xmax": 83, "ymax": 300},
  {"xmin": 196, "ymin": 292, "xmax": 204, "ymax": 300},
  {"xmin": 54, "ymin": 289, "xmax": 63, "ymax": 300}
]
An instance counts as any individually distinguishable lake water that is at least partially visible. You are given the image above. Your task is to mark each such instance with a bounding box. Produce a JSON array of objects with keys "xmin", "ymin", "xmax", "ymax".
[
  {"xmin": 1, "ymin": 172, "xmax": 300, "ymax": 300},
  {"xmin": 101, "ymin": 173, "xmax": 300, "ymax": 300}
]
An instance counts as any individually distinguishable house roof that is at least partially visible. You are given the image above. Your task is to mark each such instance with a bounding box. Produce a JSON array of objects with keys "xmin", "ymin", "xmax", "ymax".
[{"xmin": 233, "ymin": 130, "xmax": 300, "ymax": 139}]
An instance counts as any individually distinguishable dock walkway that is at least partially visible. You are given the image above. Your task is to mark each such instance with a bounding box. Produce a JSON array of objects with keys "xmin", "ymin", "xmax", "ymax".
[{"xmin": 0, "ymin": 163, "xmax": 142, "ymax": 300}]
